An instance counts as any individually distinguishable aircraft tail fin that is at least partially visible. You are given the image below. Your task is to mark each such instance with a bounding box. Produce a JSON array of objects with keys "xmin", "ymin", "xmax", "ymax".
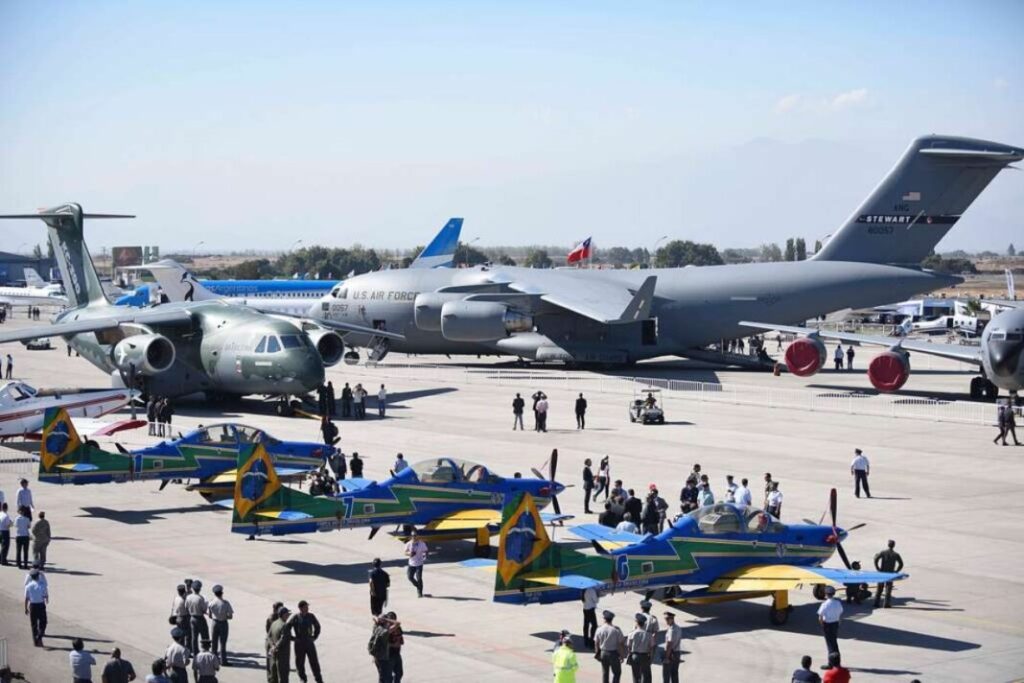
[
  {"xmin": 0, "ymin": 204, "xmax": 132, "ymax": 308},
  {"xmin": 135, "ymin": 259, "xmax": 218, "ymax": 303},
  {"xmin": 813, "ymin": 136, "xmax": 1023, "ymax": 265},
  {"xmin": 23, "ymin": 268, "xmax": 46, "ymax": 288},
  {"xmin": 232, "ymin": 442, "xmax": 286, "ymax": 523},
  {"xmin": 410, "ymin": 218, "xmax": 463, "ymax": 269},
  {"xmin": 39, "ymin": 407, "xmax": 129, "ymax": 482}
]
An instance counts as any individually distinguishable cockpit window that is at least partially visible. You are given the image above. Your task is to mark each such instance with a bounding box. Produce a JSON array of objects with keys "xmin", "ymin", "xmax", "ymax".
[
  {"xmin": 687, "ymin": 503, "xmax": 742, "ymax": 535},
  {"xmin": 1006, "ymin": 333, "xmax": 1023, "ymax": 341},
  {"xmin": 266, "ymin": 336, "xmax": 281, "ymax": 353},
  {"xmin": 254, "ymin": 336, "xmax": 267, "ymax": 353},
  {"xmin": 410, "ymin": 457, "xmax": 492, "ymax": 484},
  {"xmin": 236, "ymin": 425, "xmax": 265, "ymax": 444},
  {"xmin": 280, "ymin": 335, "xmax": 302, "ymax": 349},
  {"xmin": 333, "ymin": 287, "xmax": 348, "ymax": 299},
  {"xmin": 743, "ymin": 507, "xmax": 784, "ymax": 534}
]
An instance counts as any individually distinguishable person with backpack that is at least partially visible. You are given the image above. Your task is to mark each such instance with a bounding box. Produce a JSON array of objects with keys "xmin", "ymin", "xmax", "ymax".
[{"xmin": 368, "ymin": 615, "xmax": 395, "ymax": 682}]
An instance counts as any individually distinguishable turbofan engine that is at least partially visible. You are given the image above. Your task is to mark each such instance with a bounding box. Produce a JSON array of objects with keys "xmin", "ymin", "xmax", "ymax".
[
  {"xmin": 440, "ymin": 301, "xmax": 533, "ymax": 342},
  {"xmin": 868, "ymin": 350, "xmax": 910, "ymax": 392},
  {"xmin": 784, "ymin": 336, "xmax": 827, "ymax": 376},
  {"xmin": 307, "ymin": 329, "xmax": 345, "ymax": 367},
  {"xmin": 111, "ymin": 333, "xmax": 176, "ymax": 375},
  {"xmin": 414, "ymin": 292, "xmax": 467, "ymax": 331}
]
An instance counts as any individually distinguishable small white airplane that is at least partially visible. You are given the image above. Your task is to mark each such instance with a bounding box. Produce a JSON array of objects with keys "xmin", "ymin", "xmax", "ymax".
[
  {"xmin": 0, "ymin": 381, "xmax": 141, "ymax": 438},
  {"xmin": 0, "ymin": 268, "xmax": 68, "ymax": 308}
]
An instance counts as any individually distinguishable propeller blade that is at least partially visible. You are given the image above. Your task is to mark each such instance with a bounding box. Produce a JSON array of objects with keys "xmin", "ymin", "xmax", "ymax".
[
  {"xmin": 368, "ymin": 526, "xmax": 381, "ymax": 540},
  {"xmin": 846, "ymin": 522, "xmax": 867, "ymax": 532},
  {"xmin": 158, "ymin": 479, "xmax": 170, "ymax": 491},
  {"xmin": 551, "ymin": 494, "xmax": 562, "ymax": 515},
  {"xmin": 114, "ymin": 443, "xmax": 129, "ymax": 454},
  {"xmin": 830, "ymin": 488, "xmax": 838, "ymax": 528},
  {"xmin": 549, "ymin": 449, "xmax": 558, "ymax": 482},
  {"xmin": 802, "ymin": 518, "xmax": 817, "ymax": 526},
  {"xmin": 530, "ymin": 467, "xmax": 545, "ymax": 480},
  {"xmin": 836, "ymin": 540, "xmax": 852, "ymax": 569}
]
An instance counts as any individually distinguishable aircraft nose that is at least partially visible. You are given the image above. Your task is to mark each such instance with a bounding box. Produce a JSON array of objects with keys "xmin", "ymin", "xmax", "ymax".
[{"xmin": 990, "ymin": 338, "xmax": 1024, "ymax": 378}]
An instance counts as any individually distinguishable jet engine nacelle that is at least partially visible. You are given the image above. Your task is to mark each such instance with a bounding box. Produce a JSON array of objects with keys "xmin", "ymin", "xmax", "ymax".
[
  {"xmin": 868, "ymin": 350, "xmax": 910, "ymax": 392},
  {"xmin": 414, "ymin": 292, "xmax": 467, "ymax": 331},
  {"xmin": 307, "ymin": 329, "xmax": 345, "ymax": 367},
  {"xmin": 439, "ymin": 301, "xmax": 533, "ymax": 342},
  {"xmin": 784, "ymin": 336, "xmax": 827, "ymax": 377},
  {"xmin": 111, "ymin": 333, "xmax": 176, "ymax": 375}
]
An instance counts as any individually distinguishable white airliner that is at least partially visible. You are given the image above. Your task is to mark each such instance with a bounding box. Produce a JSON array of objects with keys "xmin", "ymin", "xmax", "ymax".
[{"xmin": 0, "ymin": 268, "xmax": 68, "ymax": 308}]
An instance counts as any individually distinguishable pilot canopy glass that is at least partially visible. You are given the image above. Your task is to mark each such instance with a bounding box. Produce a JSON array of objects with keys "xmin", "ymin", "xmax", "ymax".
[
  {"xmin": 684, "ymin": 503, "xmax": 782, "ymax": 534},
  {"xmin": 410, "ymin": 457, "xmax": 498, "ymax": 484}
]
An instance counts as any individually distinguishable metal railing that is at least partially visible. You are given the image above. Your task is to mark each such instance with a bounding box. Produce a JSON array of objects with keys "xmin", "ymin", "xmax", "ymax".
[{"xmin": 352, "ymin": 362, "xmax": 998, "ymax": 426}]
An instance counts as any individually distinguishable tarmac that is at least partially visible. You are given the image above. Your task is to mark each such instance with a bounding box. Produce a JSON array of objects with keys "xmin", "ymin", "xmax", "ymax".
[{"xmin": 1, "ymin": 316, "xmax": 1022, "ymax": 682}]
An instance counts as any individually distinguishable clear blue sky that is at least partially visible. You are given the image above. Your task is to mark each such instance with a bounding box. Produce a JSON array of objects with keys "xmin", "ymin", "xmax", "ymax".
[{"xmin": 2, "ymin": 1, "xmax": 1021, "ymax": 253}]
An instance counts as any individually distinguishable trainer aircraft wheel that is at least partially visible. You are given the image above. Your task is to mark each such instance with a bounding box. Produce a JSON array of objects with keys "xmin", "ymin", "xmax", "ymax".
[
  {"xmin": 812, "ymin": 584, "xmax": 826, "ymax": 601},
  {"xmin": 768, "ymin": 605, "xmax": 789, "ymax": 625}
]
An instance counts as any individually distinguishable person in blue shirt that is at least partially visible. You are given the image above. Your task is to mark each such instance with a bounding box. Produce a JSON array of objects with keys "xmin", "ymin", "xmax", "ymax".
[{"xmin": 69, "ymin": 638, "xmax": 96, "ymax": 683}]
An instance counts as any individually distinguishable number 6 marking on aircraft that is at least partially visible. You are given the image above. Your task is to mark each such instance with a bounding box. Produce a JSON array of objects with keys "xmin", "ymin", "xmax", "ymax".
[{"xmin": 616, "ymin": 554, "xmax": 630, "ymax": 582}]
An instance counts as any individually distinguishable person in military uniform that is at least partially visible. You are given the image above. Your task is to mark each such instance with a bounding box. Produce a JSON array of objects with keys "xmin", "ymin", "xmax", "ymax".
[
  {"xmin": 170, "ymin": 583, "xmax": 191, "ymax": 654},
  {"xmin": 289, "ymin": 600, "xmax": 323, "ymax": 683},
  {"xmin": 208, "ymin": 584, "xmax": 233, "ymax": 666},
  {"xmin": 192, "ymin": 639, "xmax": 220, "ymax": 683},
  {"xmin": 266, "ymin": 606, "xmax": 292, "ymax": 683},
  {"xmin": 593, "ymin": 609, "xmax": 626, "ymax": 683},
  {"xmin": 626, "ymin": 613, "xmax": 654, "ymax": 683},
  {"xmin": 185, "ymin": 580, "xmax": 210, "ymax": 656},
  {"xmin": 873, "ymin": 540, "xmax": 904, "ymax": 608},
  {"xmin": 164, "ymin": 627, "xmax": 191, "ymax": 683}
]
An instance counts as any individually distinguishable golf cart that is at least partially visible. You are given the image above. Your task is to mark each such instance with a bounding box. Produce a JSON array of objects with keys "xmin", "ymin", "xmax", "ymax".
[{"xmin": 630, "ymin": 389, "xmax": 665, "ymax": 424}]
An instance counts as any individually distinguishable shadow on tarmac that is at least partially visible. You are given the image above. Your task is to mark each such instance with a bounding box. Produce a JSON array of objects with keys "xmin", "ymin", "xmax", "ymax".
[{"xmin": 77, "ymin": 504, "xmax": 225, "ymax": 525}]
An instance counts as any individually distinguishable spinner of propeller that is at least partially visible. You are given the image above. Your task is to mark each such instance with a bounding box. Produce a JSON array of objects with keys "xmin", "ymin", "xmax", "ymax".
[{"xmin": 814, "ymin": 488, "xmax": 867, "ymax": 569}]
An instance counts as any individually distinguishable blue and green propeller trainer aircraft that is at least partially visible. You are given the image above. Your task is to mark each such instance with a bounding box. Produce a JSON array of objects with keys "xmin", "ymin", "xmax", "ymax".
[
  {"xmin": 38, "ymin": 407, "xmax": 328, "ymax": 500},
  {"xmin": 228, "ymin": 443, "xmax": 571, "ymax": 555},
  {"xmin": 472, "ymin": 490, "xmax": 906, "ymax": 625}
]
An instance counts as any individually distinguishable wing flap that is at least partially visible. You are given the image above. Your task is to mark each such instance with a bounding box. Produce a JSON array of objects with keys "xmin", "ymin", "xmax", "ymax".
[{"xmin": 707, "ymin": 564, "xmax": 908, "ymax": 593}]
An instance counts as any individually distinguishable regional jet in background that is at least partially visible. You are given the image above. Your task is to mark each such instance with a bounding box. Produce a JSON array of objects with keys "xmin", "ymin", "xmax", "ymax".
[
  {"xmin": 312, "ymin": 135, "xmax": 1023, "ymax": 392},
  {"xmin": 0, "ymin": 267, "xmax": 68, "ymax": 308},
  {"xmin": 0, "ymin": 205, "xmax": 401, "ymax": 406},
  {"xmin": 131, "ymin": 217, "xmax": 464, "ymax": 315}
]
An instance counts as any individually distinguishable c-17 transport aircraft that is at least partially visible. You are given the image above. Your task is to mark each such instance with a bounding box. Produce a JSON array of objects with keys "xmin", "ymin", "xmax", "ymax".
[
  {"xmin": 37, "ymin": 407, "xmax": 326, "ymax": 499},
  {"xmin": 0, "ymin": 204, "xmax": 400, "ymax": 400},
  {"xmin": 742, "ymin": 304, "xmax": 1024, "ymax": 400},
  {"xmin": 310, "ymin": 135, "xmax": 1022, "ymax": 365},
  {"xmin": 471, "ymin": 490, "xmax": 905, "ymax": 625},
  {"xmin": 229, "ymin": 445, "xmax": 569, "ymax": 555}
]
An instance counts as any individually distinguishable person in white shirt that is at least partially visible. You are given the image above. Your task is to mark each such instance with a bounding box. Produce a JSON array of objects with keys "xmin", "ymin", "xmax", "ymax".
[
  {"xmin": 833, "ymin": 344, "xmax": 844, "ymax": 370},
  {"xmin": 404, "ymin": 530, "xmax": 428, "ymax": 598},
  {"xmin": 16, "ymin": 479, "xmax": 33, "ymax": 512},
  {"xmin": 0, "ymin": 502, "xmax": 11, "ymax": 566},
  {"xmin": 817, "ymin": 586, "xmax": 843, "ymax": 666},
  {"xmin": 766, "ymin": 483, "xmax": 783, "ymax": 519},
  {"xmin": 662, "ymin": 612, "xmax": 683, "ymax": 683},
  {"xmin": 581, "ymin": 587, "xmax": 599, "ymax": 649},
  {"xmin": 25, "ymin": 568, "xmax": 48, "ymax": 646},
  {"xmin": 734, "ymin": 478, "xmax": 752, "ymax": 512},
  {"xmin": 723, "ymin": 475, "xmax": 738, "ymax": 503},
  {"xmin": 377, "ymin": 384, "xmax": 387, "ymax": 418},
  {"xmin": 393, "ymin": 453, "xmax": 408, "ymax": 473},
  {"xmin": 850, "ymin": 448, "xmax": 871, "ymax": 498},
  {"xmin": 0, "ymin": 488, "xmax": 5, "ymax": 507},
  {"xmin": 615, "ymin": 513, "xmax": 638, "ymax": 534},
  {"xmin": 536, "ymin": 398, "xmax": 549, "ymax": 432},
  {"xmin": 14, "ymin": 506, "xmax": 31, "ymax": 569},
  {"xmin": 696, "ymin": 483, "xmax": 714, "ymax": 508}
]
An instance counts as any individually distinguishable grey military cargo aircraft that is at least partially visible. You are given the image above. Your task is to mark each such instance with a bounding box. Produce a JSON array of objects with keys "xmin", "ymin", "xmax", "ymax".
[
  {"xmin": 0, "ymin": 204, "xmax": 399, "ymax": 402},
  {"xmin": 312, "ymin": 135, "xmax": 1022, "ymax": 371}
]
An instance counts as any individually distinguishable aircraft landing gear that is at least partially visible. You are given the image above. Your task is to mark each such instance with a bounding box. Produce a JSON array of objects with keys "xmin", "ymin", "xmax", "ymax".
[
  {"xmin": 276, "ymin": 397, "xmax": 295, "ymax": 416},
  {"xmin": 769, "ymin": 590, "xmax": 791, "ymax": 626},
  {"xmin": 969, "ymin": 377, "xmax": 999, "ymax": 401},
  {"xmin": 812, "ymin": 584, "xmax": 827, "ymax": 601}
]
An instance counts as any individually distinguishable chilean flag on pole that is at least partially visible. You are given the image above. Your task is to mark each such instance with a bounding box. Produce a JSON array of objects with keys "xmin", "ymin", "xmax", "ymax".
[{"xmin": 567, "ymin": 237, "xmax": 593, "ymax": 264}]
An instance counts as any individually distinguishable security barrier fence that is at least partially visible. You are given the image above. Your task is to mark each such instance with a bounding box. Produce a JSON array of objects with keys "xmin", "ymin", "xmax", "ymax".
[{"xmin": 358, "ymin": 362, "xmax": 999, "ymax": 427}]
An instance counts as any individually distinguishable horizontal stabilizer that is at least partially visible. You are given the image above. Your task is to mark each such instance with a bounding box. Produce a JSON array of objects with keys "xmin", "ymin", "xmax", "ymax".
[
  {"xmin": 254, "ymin": 509, "xmax": 314, "ymax": 521},
  {"xmin": 459, "ymin": 558, "xmax": 498, "ymax": 569},
  {"xmin": 519, "ymin": 569, "xmax": 604, "ymax": 590},
  {"xmin": 570, "ymin": 523, "xmax": 647, "ymax": 546},
  {"xmin": 338, "ymin": 477, "xmax": 375, "ymax": 492}
]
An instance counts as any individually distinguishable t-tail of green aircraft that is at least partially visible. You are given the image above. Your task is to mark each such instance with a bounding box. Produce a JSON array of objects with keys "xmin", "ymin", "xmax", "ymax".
[{"xmin": 38, "ymin": 407, "xmax": 133, "ymax": 483}]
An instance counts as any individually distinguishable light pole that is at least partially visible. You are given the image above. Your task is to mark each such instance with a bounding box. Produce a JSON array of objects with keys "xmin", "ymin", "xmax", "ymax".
[
  {"xmin": 650, "ymin": 235, "xmax": 668, "ymax": 267},
  {"xmin": 289, "ymin": 239, "xmax": 303, "ymax": 253},
  {"xmin": 192, "ymin": 240, "xmax": 205, "ymax": 262}
]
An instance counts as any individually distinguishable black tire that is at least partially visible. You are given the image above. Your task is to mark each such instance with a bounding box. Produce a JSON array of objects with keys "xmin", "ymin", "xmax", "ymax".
[
  {"xmin": 984, "ymin": 380, "xmax": 999, "ymax": 401},
  {"xmin": 812, "ymin": 584, "xmax": 826, "ymax": 601},
  {"xmin": 657, "ymin": 416, "xmax": 665, "ymax": 424},
  {"xmin": 969, "ymin": 377, "xmax": 984, "ymax": 400}
]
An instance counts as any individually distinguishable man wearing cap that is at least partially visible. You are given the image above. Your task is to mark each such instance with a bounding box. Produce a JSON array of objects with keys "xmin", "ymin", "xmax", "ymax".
[
  {"xmin": 638, "ymin": 600, "xmax": 659, "ymax": 640},
  {"xmin": 289, "ymin": 600, "xmax": 323, "ymax": 683},
  {"xmin": 404, "ymin": 530, "xmax": 428, "ymax": 598},
  {"xmin": 593, "ymin": 610, "xmax": 626, "ymax": 683},
  {"xmin": 581, "ymin": 586, "xmax": 599, "ymax": 649},
  {"xmin": 850, "ymin": 449, "xmax": 871, "ymax": 498},
  {"xmin": 369, "ymin": 558, "xmax": 390, "ymax": 616},
  {"xmin": 170, "ymin": 583, "xmax": 191, "ymax": 653},
  {"xmin": 626, "ymin": 613, "xmax": 654, "ymax": 683},
  {"xmin": 185, "ymin": 580, "xmax": 210, "ymax": 657},
  {"xmin": 164, "ymin": 628, "xmax": 191, "ymax": 683},
  {"xmin": 661, "ymin": 613, "xmax": 682, "ymax": 683},
  {"xmin": 873, "ymin": 540, "xmax": 904, "ymax": 608},
  {"xmin": 24, "ymin": 566, "xmax": 47, "ymax": 646},
  {"xmin": 208, "ymin": 585, "xmax": 234, "ymax": 666},
  {"xmin": 30, "ymin": 510, "xmax": 50, "ymax": 568},
  {"xmin": 266, "ymin": 606, "xmax": 292, "ymax": 683},
  {"xmin": 552, "ymin": 632, "xmax": 579, "ymax": 683},
  {"xmin": 816, "ymin": 586, "xmax": 844, "ymax": 668},
  {"xmin": 192, "ymin": 639, "xmax": 219, "ymax": 683}
]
